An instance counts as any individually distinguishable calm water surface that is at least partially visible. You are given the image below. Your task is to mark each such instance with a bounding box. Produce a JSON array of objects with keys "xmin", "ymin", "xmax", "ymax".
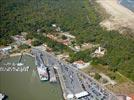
[
  {"xmin": 0, "ymin": 55, "xmax": 63, "ymax": 100},
  {"xmin": 120, "ymin": 0, "xmax": 134, "ymax": 12}
]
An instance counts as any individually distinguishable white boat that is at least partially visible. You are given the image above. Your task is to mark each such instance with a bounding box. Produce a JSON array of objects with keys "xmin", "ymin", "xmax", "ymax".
[
  {"xmin": 17, "ymin": 63, "xmax": 23, "ymax": 66},
  {"xmin": 37, "ymin": 67, "xmax": 49, "ymax": 81},
  {"xmin": 0, "ymin": 93, "xmax": 7, "ymax": 100}
]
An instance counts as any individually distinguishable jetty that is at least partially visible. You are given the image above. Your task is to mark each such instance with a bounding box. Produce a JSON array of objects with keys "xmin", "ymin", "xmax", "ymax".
[{"xmin": 31, "ymin": 48, "xmax": 118, "ymax": 100}]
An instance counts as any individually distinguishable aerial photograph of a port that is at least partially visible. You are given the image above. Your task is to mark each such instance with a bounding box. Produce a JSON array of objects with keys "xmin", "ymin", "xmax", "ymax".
[
  {"xmin": 31, "ymin": 47, "xmax": 118, "ymax": 100},
  {"xmin": 0, "ymin": 0, "xmax": 134, "ymax": 100}
]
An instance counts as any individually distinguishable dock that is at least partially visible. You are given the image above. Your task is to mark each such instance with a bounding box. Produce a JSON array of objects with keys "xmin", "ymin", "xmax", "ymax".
[
  {"xmin": 31, "ymin": 48, "xmax": 118, "ymax": 100},
  {"xmin": 56, "ymin": 64, "xmax": 69, "ymax": 100},
  {"xmin": 32, "ymin": 50, "xmax": 49, "ymax": 81},
  {"xmin": 49, "ymin": 67, "xmax": 57, "ymax": 82}
]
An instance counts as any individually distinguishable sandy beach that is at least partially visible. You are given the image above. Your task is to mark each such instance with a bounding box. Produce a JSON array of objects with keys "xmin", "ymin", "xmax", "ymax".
[{"xmin": 96, "ymin": 0, "xmax": 134, "ymax": 35}]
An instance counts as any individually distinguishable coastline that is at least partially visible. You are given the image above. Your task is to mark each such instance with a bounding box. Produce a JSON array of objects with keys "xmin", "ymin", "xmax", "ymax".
[
  {"xmin": 119, "ymin": 0, "xmax": 134, "ymax": 12},
  {"xmin": 96, "ymin": 0, "xmax": 134, "ymax": 35}
]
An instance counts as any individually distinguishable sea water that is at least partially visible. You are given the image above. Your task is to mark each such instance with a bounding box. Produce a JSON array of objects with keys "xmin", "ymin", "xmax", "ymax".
[
  {"xmin": 119, "ymin": 0, "xmax": 134, "ymax": 12},
  {"xmin": 0, "ymin": 55, "xmax": 63, "ymax": 100}
]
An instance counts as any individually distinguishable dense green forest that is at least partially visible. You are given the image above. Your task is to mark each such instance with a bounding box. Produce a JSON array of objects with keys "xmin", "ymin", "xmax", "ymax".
[{"xmin": 0, "ymin": 0, "xmax": 134, "ymax": 81}]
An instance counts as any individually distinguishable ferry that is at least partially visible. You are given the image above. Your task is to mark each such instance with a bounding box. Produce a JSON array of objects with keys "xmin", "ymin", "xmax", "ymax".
[{"xmin": 37, "ymin": 66, "xmax": 49, "ymax": 81}]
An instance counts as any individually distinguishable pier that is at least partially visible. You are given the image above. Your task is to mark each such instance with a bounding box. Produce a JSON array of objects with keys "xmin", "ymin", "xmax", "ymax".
[
  {"xmin": 49, "ymin": 67, "xmax": 57, "ymax": 82},
  {"xmin": 56, "ymin": 65, "xmax": 68, "ymax": 100},
  {"xmin": 32, "ymin": 48, "xmax": 118, "ymax": 100}
]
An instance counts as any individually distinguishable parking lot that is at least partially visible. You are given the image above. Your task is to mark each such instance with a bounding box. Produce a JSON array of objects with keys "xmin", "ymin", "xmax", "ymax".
[{"xmin": 32, "ymin": 48, "xmax": 117, "ymax": 100}]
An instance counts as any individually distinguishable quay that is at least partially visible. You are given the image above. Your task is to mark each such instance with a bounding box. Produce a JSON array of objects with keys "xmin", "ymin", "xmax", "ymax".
[
  {"xmin": 56, "ymin": 64, "xmax": 69, "ymax": 99},
  {"xmin": 31, "ymin": 48, "xmax": 118, "ymax": 100},
  {"xmin": 49, "ymin": 67, "xmax": 57, "ymax": 82},
  {"xmin": 32, "ymin": 50, "xmax": 49, "ymax": 81}
]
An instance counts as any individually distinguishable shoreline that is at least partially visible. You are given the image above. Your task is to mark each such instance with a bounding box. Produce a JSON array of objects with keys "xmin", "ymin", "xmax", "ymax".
[
  {"xmin": 118, "ymin": 0, "xmax": 134, "ymax": 12},
  {"xmin": 96, "ymin": 0, "xmax": 134, "ymax": 35}
]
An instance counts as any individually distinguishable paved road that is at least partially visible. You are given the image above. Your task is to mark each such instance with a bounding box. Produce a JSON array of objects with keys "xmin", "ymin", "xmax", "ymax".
[{"xmin": 32, "ymin": 48, "xmax": 117, "ymax": 100}]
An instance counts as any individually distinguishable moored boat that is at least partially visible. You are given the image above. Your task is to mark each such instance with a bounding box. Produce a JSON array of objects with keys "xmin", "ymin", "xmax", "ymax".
[
  {"xmin": 37, "ymin": 66, "xmax": 49, "ymax": 81},
  {"xmin": 0, "ymin": 93, "xmax": 8, "ymax": 100}
]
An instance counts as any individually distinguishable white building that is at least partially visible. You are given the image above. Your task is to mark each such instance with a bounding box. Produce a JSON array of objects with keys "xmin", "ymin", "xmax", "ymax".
[
  {"xmin": 34, "ymin": 45, "xmax": 46, "ymax": 51},
  {"xmin": 57, "ymin": 54, "xmax": 69, "ymax": 60},
  {"xmin": 62, "ymin": 32, "xmax": 75, "ymax": 39},
  {"xmin": 74, "ymin": 46, "xmax": 80, "ymax": 52},
  {"xmin": 0, "ymin": 46, "xmax": 12, "ymax": 53},
  {"xmin": 117, "ymin": 95, "xmax": 133, "ymax": 100},
  {"xmin": 11, "ymin": 35, "xmax": 26, "ymax": 45},
  {"xmin": 92, "ymin": 46, "xmax": 106, "ymax": 57},
  {"xmin": 21, "ymin": 32, "xmax": 28, "ymax": 37},
  {"xmin": 52, "ymin": 24, "xmax": 57, "ymax": 27},
  {"xmin": 66, "ymin": 91, "xmax": 88, "ymax": 99},
  {"xmin": 73, "ymin": 60, "xmax": 90, "ymax": 69},
  {"xmin": 75, "ymin": 91, "xmax": 88, "ymax": 99},
  {"xmin": 56, "ymin": 27, "xmax": 61, "ymax": 32},
  {"xmin": 66, "ymin": 93, "xmax": 74, "ymax": 99},
  {"xmin": 95, "ymin": 47, "xmax": 105, "ymax": 55}
]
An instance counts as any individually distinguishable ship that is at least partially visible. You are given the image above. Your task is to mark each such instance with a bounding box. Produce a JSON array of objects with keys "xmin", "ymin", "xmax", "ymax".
[
  {"xmin": 33, "ymin": 51, "xmax": 49, "ymax": 81},
  {"xmin": 37, "ymin": 63, "xmax": 49, "ymax": 81}
]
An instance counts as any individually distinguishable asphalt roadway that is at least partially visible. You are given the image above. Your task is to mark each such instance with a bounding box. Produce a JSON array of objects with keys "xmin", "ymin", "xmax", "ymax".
[{"xmin": 32, "ymin": 48, "xmax": 117, "ymax": 100}]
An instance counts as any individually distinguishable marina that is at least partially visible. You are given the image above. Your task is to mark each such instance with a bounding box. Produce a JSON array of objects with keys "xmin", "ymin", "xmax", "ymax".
[
  {"xmin": 0, "ymin": 55, "xmax": 63, "ymax": 100},
  {"xmin": 0, "ymin": 48, "xmax": 118, "ymax": 100},
  {"xmin": 32, "ymin": 48, "xmax": 117, "ymax": 100}
]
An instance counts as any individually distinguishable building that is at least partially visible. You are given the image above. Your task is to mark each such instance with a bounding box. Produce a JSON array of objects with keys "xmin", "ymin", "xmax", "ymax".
[
  {"xmin": 74, "ymin": 45, "xmax": 80, "ymax": 52},
  {"xmin": 61, "ymin": 40, "xmax": 70, "ymax": 46},
  {"xmin": 52, "ymin": 24, "xmax": 57, "ymax": 27},
  {"xmin": 66, "ymin": 93, "xmax": 74, "ymax": 99},
  {"xmin": 81, "ymin": 43, "xmax": 93, "ymax": 50},
  {"xmin": 34, "ymin": 45, "xmax": 47, "ymax": 51},
  {"xmin": 0, "ymin": 46, "xmax": 12, "ymax": 53},
  {"xmin": 73, "ymin": 60, "xmax": 90, "ymax": 69},
  {"xmin": 95, "ymin": 47, "xmax": 105, "ymax": 55},
  {"xmin": 61, "ymin": 32, "xmax": 75, "ymax": 39},
  {"xmin": 56, "ymin": 38, "xmax": 70, "ymax": 46},
  {"xmin": 51, "ymin": 24, "xmax": 61, "ymax": 32},
  {"xmin": 25, "ymin": 39, "xmax": 32, "ymax": 46},
  {"xmin": 21, "ymin": 32, "xmax": 28, "ymax": 37},
  {"xmin": 92, "ymin": 46, "xmax": 106, "ymax": 57},
  {"xmin": 116, "ymin": 95, "xmax": 134, "ymax": 100},
  {"xmin": 11, "ymin": 35, "xmax": 26, "ymax": 45},
  {"xmin": 12, "ymin": 35, "xmax": 25, "ymax": 41},
  {"xmin": 68, "ymin": 45, "xmax": 80, "ymax": 52},
  {"xmin": 47, "ymin": 34, "xmax": 57, "ymax": 40},
  {"xmin": 128, "ymin": 94, "xmax": 134, "ymax": 100},
  {"xmin": 75, "ymin": 91, "xmax": 88, "ymax": 99},
  {"xmin": 65, "ymin": 90, "xmax": 74, "ymax": 99},
  {"xmin": 57, "ymin": 53, "xmax": 69, "ymax": 60},
  {"xmin": 56, "ymin": 27, "xmax": 61, "ymax": 32}
]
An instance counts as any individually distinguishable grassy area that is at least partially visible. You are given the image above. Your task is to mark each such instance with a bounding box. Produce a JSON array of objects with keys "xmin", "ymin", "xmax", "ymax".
[
  {"xmin": 95, "ymin": 65, "xmax": 129, "ymax": 83},
  {"xmin": 106, "ymin": 82, "xmax": 134, "ymax": 95},
  {"xmin": 83, "ymin": 64, "xmax": 127, "ymax": 83}
]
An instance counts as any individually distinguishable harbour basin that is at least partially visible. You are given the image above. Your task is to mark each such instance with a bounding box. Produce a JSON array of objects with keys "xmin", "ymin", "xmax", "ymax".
[{"xmin": 0, "ymin": 55, "xmax": 63, "ymax": 100}]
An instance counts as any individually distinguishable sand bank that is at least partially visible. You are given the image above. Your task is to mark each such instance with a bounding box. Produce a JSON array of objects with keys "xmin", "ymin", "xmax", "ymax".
[{"xmin": 96, "ymin": 0, "xmax": 134, "ymax": 35}]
